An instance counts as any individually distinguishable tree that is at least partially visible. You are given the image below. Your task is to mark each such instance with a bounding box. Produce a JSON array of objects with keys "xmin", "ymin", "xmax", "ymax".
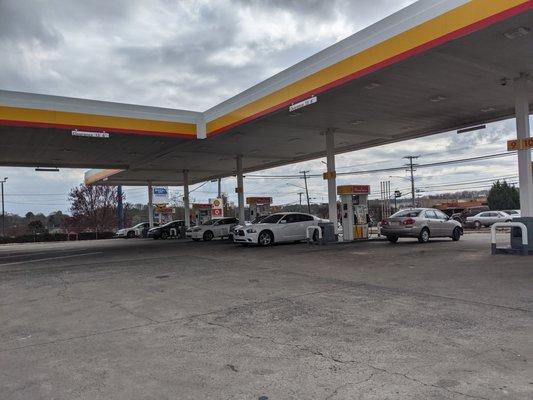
[
  {"xmin": 67, "ymin": 184, "xmax": 118, "ymax": 232},
  {"xmin": 28, "ymin": 220, "xmax": 45, "ymax": 232},
  {"xmin": 487, "ymin": 181, "xmax": 520, "ymax": 210}
]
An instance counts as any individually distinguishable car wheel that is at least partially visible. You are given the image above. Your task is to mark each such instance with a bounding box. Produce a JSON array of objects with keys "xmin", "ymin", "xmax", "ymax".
[
  {"xmin": 474, "ymin": 221, "xmax": 481, "ymax": 229},
  {"xmin": 258, "ymin": 230, "xmax": 273, "ymax": 246},
  {"xmin": 418, "ymin": 228, "xmax": 430, "ymax": 244},
  {"xmin": 161, "ymin": 232, "xmax": 168, "ymax": 240},
  {"xmin": 451, "ymin": 227, "xmax": 461, "ymax": 241},
  {"xmin": 312, "ymin": 229, "xmax": 320, "ymax": 242},
  {"xmin": 127, "ymin": 231, "xmax": 135, "ymax": 238},
  {"xmin": 387, "ymin": 236, "xmax": 399, "ymax": 243},
  {"xmin": 203, "ymin": 231, "xmax": 214, "ymax": 241}
]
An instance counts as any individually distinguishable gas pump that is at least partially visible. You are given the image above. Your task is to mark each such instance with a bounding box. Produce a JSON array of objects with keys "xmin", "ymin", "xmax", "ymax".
[
  {"xmin": 192, "ymin": 203, "xmax": 211, "ymax": 225},
  {"xmin": 246, "ymin": 197, "xmax": 272, "ymax": 222},
  {"xmin": 337, "ymin": 185, "xmax": 370, "ymax": 241}
]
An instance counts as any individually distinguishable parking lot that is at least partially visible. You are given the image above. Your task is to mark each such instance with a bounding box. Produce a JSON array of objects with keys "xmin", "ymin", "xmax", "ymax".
[{"xmin": 0, "ymin": 234, "xmax": 531, "ymax": 400}]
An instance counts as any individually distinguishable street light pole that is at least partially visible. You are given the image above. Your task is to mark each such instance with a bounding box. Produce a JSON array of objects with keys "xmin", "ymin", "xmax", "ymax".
[{"xmin": 1, "ymin": 177, "xmax": 7, "ymax": 237}]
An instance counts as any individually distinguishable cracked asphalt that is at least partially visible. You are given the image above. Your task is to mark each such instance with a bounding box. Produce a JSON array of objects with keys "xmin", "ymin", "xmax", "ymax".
[{"xmin": 0, "ymin": 233, "xmax": 531, "ymax": 399}]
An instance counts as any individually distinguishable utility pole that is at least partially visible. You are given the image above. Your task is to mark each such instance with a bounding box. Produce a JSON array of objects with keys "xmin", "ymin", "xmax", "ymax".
[
  {"xmin": 1, "ymin": 177, "xmax": 6, "ymax": 237},
  {"xmin": 299, "ymin": 171, "xmax": 311, "ymax": 213},
  {"xmin": 298, "ymin": 192, "xmax": 303, "ymax": 206},
  {"xmin": 217, "ymin": 178, "xmax": 222, "ymax": 198},
  {"xmin": 403, "ymin": 156, "xmax": 419, "ymax": 207}
]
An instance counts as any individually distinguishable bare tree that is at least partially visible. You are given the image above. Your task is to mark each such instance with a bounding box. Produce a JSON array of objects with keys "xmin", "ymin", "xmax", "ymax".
[{"xmin": 67, "ymin": 184, "xmax": 118, "ymax": 233}]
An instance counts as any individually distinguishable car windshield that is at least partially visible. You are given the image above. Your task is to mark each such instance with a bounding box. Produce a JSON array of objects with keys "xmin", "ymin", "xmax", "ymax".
[
  {"xmin": 132, "ymin": 223, "xmax": 145, "ymax": 228},
  {"xmin": 391, "ymin": 210, "xmax": 422, "ymax": 218},
  {"xmin": 162, "ymin": 221, "xmax": 178, "ymax": 227},
  {"xmin": 258, "ymin": 214, "xmax": 285, "ymax": 224},
  {"xmin": 504, "ymin": 210, "xmax": 518, "ymax": 215}
]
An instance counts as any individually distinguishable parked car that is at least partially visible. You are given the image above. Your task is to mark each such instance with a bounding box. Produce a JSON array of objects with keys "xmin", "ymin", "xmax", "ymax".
[
  {"xmin": 466, "ymin": 211, "xmax": 512, "ymax": 228},
  {"xmin": 380, "ymin": 208, "xmax": 463, "ymax": 244},
  {"xmin": 503, "ymin": 210, "xmax": 521, "ymax": 219},
  {"xmin": 234, "ymin": 212, "xmax": 326, "ymax": 246},
  {"xmin": 451, "ymin": 206, "xmax": 489, "ymax": 224},
  {"xmin": 186, "ymin": 217, "xmax": 239, "ymax": 241},
  {"xmin": 116, "ymin": 222, "xmax": 150, "ymax": 238},
  {"xmin": 147, "ymin": 220, "xmax": 187, "ymax": 239}
]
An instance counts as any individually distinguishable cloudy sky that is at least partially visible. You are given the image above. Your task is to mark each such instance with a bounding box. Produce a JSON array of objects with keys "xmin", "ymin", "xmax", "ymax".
[{"xmin": 0, "ymin": 0, "xmax": 528, "ymax": 216}]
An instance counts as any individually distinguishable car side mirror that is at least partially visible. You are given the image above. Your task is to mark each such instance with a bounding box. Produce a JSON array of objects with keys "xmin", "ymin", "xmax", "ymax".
[{"xmin": 279, "ymin": 220, "xmax": 287, "ymax": 224}]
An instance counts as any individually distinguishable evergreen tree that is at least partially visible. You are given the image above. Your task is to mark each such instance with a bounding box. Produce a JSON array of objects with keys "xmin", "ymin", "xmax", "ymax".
[{"xmin": 487, "ymin": 181, "xmax": 520, "ymax": 210}]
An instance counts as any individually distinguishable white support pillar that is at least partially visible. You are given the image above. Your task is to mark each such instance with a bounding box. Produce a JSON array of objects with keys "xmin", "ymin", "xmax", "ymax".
[
  {"xmin": 183, "ymin": 169, "xmax": 191, "ymax": 227},
  {"xmin": 236, "ymin": 155, "xmax": 245, "ymax": 223},
  {"xmin": 325, "ymin": 130, "xmax": 337, "ymax": 223},
  {"xmin": 514, "ymin": 74, "xmax": 533, "ymax": 217},
  {"xmin": 147, "ymin": 180, "xmax": 154, "ymax": 228}
]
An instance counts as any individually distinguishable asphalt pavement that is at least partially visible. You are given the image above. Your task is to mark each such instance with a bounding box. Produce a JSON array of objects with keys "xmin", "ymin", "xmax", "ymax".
[{"xmin": 0, "ymin": 234, "xmax": 531, "ymax": 399}]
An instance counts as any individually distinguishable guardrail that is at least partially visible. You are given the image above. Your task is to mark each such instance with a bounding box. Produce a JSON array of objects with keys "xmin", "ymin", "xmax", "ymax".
[
  {"xmin": 306, "ymin": 225, "xmax": 322, "ymax": 243},
  {"xmin": 491, "ymin": 222, "xmax": 528, "ymax": 256}
]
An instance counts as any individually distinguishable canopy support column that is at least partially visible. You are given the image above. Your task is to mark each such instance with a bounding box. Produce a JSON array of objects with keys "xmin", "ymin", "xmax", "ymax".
[
  {"xmin": 325, "ymin": 130, "xmax": 337, "ymax": 223},
  {"xmin": 183, "ymin": 169, "xmax": 191, "ymax": 228},
  {"xmin": 236, "ymin": 156, "xmax": 245, "ymax": 223},
  {"xmin": 515, "ymin": 74, "xmax": 533, "ymax": 217},
  {"xmin": 117, "ymin": 185, "xmax": 124, "ymax": 230},
  {"xmin": 147, "ymin": 180, "xmax": 154, "ymax": 228}
]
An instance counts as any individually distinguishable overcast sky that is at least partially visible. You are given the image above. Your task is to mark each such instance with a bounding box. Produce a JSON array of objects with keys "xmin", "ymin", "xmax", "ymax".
[{"xmin": 0, "ymin": 0, "xmax": 528, "ymax": 216}]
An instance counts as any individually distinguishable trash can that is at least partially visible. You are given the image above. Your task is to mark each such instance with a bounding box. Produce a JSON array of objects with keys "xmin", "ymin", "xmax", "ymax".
[{"xmin": 318, "ymin": 221, "xmax": 337, "ymax": 243}]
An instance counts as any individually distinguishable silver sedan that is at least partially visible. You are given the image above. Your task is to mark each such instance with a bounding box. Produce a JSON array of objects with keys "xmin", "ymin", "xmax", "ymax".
[{"xmin": 380, "ymin": 208, "xmax": 463, "ymax": 244}]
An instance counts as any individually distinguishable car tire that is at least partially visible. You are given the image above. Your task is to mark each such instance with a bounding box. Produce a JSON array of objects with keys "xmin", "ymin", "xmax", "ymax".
[
  {"xmin": 451, "ymin": 227, "xmax": 461, "ymax": 241},
  {"xmin": 474, "ymin": 221, "xmax": 481, "ymax": 229},
  {"xmin": 418, "ymin": 228, "xmax": 430, "ymax": 244},
  {"xmin": 258, "ymin": 230, "xmax": 273, "ymax": 246},
  {"xmin": 161, "ymin": 232, "xmax": 168, "ymax": 240},
  {"xmin": 387, "ymin": 236, "xmax": 399, "ymax": 243},
  {"xmin": 203, "ymin": 231, "xmax": 214, "ymax": 241},
  {"xmin": 312, "ymin": 229, "xmax": 320, "ymax": 242},
  {"xmin": 126, "ymin": 231, "xmax": 135, "ymax": 238}
]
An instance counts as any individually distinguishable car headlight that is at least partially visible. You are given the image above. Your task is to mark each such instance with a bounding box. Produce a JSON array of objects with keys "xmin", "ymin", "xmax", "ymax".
[{"xmin": 246, "ymin": 228, "xmax": 257, "ymax": 233}]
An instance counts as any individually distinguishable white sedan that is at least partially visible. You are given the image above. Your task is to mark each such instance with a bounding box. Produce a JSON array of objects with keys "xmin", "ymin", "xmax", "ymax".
[
  {"xmin": 116, "ymin": 222, "xmax": 150, "ymax": 238},
  {"xmin": 186, "ymin": 217, "xmax": 239, "ymax": 241},
  {"xmin": 233, "ymin": 212, "xmax": 326, "ymax": 246}
]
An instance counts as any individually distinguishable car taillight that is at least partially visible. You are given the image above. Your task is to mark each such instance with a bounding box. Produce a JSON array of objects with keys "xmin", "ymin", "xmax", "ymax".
[
  {"xmin": 402, "ymin": 218, "xmax": 416, "ymax": 225},
  {"xmin": 381, "ymin": 219, "xmax": 389, "ymax": 226}
]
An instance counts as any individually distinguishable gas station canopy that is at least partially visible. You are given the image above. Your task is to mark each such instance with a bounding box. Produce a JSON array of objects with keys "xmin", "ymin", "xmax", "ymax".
[{"xmin": 0, "ymin": 0, "xmax": 531, "ymax": 186}]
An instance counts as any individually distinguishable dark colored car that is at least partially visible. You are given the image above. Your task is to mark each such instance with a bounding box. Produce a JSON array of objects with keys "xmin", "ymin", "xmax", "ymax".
[
  {"xmin": 451, "ymin": 206, "xmax": 489, "ymax": 224},
  {"xmin": 147, "ymin": 220, "xmax": 188, "ymax": 239}
]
